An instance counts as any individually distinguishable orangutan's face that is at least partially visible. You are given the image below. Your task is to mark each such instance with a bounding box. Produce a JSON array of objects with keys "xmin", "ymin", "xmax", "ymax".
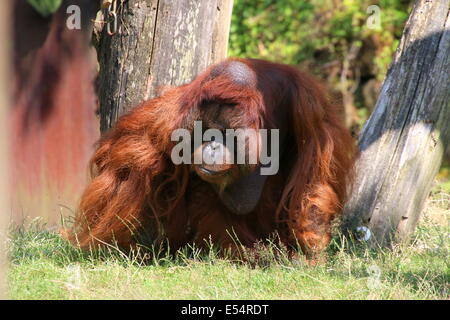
[
  {"xmin": 191, "ymin": 101, "xmax": 260, "ymax": 186},
  {"xmin": 175, "ymin": 100, "xmax": 276, "ymax": 215}
]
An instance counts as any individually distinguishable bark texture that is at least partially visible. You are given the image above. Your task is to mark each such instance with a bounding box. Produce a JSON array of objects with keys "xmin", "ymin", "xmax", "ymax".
[
  {"xmin": 96, "ymin": 0, "xmax": 233, "ymax": 132},
  {"xmin": 343, "ymin": 0, "xmax": 450, "ymax": 246}
]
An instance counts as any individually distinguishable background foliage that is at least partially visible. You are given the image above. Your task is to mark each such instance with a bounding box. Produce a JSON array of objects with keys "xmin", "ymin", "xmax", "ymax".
[
  {"xmin": 229, "ymin": 0, "xmax": 413, "ymax": 129},
  {"xmin": 229, "ymin": 0, "xmax": 449, "ymax": 186},
  {"xmin": 27, "ymin": 0, "xmax": 62, "ymax": 17}
]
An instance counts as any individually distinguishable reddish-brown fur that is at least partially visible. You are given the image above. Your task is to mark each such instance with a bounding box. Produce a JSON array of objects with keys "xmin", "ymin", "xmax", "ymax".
[{"xmin": 67, "ymin": 58, "xmax": 356, "ymax": 259}]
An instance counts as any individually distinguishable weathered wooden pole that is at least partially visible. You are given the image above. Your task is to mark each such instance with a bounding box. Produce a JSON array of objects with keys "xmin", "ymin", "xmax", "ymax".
[
  {"xmin": 343, "ymin": 0, "xmax": 450, "ymax": 246},
  {"xmin": 96, "ymin": 0, "xmax": 234, "ymax": 132},
  {"xmin": 0, "ymin": 0, "xmax": 11, "ymax": 299}
]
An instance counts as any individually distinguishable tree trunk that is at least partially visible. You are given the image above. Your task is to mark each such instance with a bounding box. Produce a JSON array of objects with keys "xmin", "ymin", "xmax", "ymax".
[
  {"xmin": 343, "ymin": 0, "xmax": 450, "ymax": 246},
  {"xmin": 96, "ymin": 0, "xmax": 234, "ymax": 132}
]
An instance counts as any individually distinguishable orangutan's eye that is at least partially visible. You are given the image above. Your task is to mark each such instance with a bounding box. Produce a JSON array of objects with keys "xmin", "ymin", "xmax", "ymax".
[{"xmin": 221, "ymin": 102, "xmax": 237, "ymax": 108}]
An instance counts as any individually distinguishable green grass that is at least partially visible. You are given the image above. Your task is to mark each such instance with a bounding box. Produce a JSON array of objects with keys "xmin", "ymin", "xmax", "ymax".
[{"xmin": 7, "ymin": 190, "xmax": 449, "ymax": 300}]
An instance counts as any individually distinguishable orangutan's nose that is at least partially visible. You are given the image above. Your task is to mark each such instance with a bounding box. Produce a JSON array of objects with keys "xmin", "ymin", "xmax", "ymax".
[{"xmin": 203, "ymin": 141, "xmax": 225, "ymax": 165}]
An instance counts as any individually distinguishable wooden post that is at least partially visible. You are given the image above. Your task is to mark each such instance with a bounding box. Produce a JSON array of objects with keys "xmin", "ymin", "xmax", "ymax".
[
  {"xmin": 0, "ymin": 0, "xmax": 11, "ymax": 299},
  {"xmin": 211, "ymin": 0, "xmax": 234, "ymax": 63},
  {"xmin": 343, "ymin": 0, "xmax": 450, "ymax": 246},
  {"xmin": 96, "ymin": 0, "xmax": 234, "ymax": 132}
]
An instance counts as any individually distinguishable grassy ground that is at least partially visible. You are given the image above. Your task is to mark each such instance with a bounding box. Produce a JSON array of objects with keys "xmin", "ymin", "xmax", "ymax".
[{"xmin": 7, "ymin": 186, "xmax": 449, "ymax": 300}]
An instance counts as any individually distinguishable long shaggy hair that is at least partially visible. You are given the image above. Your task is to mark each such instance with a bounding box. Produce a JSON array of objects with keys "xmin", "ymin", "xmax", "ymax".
[{"xmin": 67, "ymin": 58, "xmax": 356, "ymax": 259}]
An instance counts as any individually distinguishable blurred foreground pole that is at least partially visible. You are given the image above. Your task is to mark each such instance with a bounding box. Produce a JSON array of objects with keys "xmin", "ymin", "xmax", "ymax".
[
  {"xmin": 0, "ymin": 0, "xmax": 11, "ymax": 299},
  {"xmin": 96, "ymin": 0, "xmax": 234, "ymax": 132},
  {"xmin": 343, "ymin": 0, "xmax": 450, "ymax": 246}
]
